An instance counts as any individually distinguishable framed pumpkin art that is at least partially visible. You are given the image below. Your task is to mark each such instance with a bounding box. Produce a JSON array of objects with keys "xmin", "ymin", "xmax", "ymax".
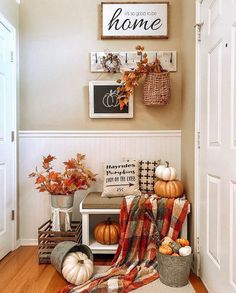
[
  {"xmin": 89, "ymin": 81, "xmax": 133, "ymax": 118},
  {"xmin": 101, "ymin": 2, "xmax": 169, "ymax": 39}
]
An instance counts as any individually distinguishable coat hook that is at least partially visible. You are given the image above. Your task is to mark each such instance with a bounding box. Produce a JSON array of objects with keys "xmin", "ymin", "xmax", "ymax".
[
  {"xmin": 140, "ymin": 52, "xmax": 143, "ymax": 62},
  {"xmin": 95, "ymin": 53, "xmax": 98, "ymax": 63},
  {"xmin": 125, "ymin": 52, "xmax": 128, "ymax": 64},
  {"xmin": 170, "ymin": 52, "xmax": 173, "ymax": 64},
  {"xmin": 156, "ymin": 52, "xmax": 158, "ymax": 60}
]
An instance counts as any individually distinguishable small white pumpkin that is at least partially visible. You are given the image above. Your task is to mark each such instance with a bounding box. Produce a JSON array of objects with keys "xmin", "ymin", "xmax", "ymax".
[
  {"xmin": 179, "ymin": 246, "xmax": 192, "ymax": 256},
  {"xmin": 155, "ymin": 161, "xmax": 177, "ymax": 181},
  {"xmin": 62, "ymin": 251, "xmax": 93, "ymax": 285}
]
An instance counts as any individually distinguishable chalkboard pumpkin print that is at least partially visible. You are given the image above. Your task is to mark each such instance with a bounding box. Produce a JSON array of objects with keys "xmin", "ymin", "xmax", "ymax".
[
  {"xmin": 89, "ymin": 81, "xmax": 133, "ymax": 118},
  {"xmin": 102, "ymin": 90, "xmax": 119, "ymax": 108}
]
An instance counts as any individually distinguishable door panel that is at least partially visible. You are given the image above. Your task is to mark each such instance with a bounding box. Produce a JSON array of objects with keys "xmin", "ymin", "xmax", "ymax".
[
  {"xmin": 0, "ymin": 164, "xmax": 6, "ymax": 235},
  {"xmin": 0, "ymin": 73, "xmax": 6, "ymax": 141},
  {"xmin": 207, "ymin": 40, "xmax": 222, "ymax": 147},
  {"xmin": 206, "ymin": 175, "xmax": 221, "ymax": 268},
  {"xmin": 208, "ymin": 0, "xmax": 221, "ymax": 34},
  {"xmin": 199, "ymin": 0, "xmax": 236, "ymax": 291},
  {"xmin": 232, "ymin": 25, "xmax": 236, "ymax": 148},
  {"xmin": 230, "ymin": 182, "xmax": 236, "ymax": 289},
  {"xmin": 0, "ymin": 20, "xmax": 14, "ymax": 260}
]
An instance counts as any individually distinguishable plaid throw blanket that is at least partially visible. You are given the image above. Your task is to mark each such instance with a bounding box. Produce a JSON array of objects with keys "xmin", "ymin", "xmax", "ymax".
[{"xmin": 60, "ymin": 195, "xmax": 189, "ymax": 293}]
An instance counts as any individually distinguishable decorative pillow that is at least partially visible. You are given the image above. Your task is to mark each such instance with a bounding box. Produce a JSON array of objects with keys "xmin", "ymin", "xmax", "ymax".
[
  {"xmin": 139, "ymin": 160, "xmax": 161, "ymax": 193},
  {"xmin": 101, "ymin": 161, "xmax": 141, "ymax": 198}
]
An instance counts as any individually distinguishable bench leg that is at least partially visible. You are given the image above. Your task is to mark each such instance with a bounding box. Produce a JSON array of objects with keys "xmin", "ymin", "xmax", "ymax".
[{"xmin": 82, "ymin": 214, "xmax": 89, "ymax": 246}]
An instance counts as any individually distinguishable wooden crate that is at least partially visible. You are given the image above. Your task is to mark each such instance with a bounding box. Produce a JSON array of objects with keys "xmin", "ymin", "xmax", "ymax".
[{"xmin": 38, "ymin": 220, "xmax": 82, "ymax": 264}]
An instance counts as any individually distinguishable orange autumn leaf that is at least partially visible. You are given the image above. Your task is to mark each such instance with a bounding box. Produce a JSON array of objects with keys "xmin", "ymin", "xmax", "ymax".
[
  {"xmin": 128, "ymin": 72, "xmax": 136, "ymax": 80},
  {"xmin": 119, "ymin": 100, "xmax": 126, "ymax": 111},
  {"xmin": 42, "ymin": 155, "xmax": 55, "ymax": 169},
  {"xmin": 64, "ymin": 159, "xmax": 77, "ymax": 169},
  {"xmin": 143, "ymin": 57, "xmax": 148, "ymax": 64},
  {"xmin": 76, "ymin": 153, "xmax": 86, "ymax": 162},
  {"xmin": 36, "ymin": 186, "xmax": 47, "ymax": 192},
  {"xmin": 115, "ymin": 45, "xmax": 164, "ymax": 111},
  {"xmin": 63, "ymin": 179, "xmax": 74, "ymax": 187},
  {"xmin": 43, "ymin": 154, "xmax": 56, "ymax": 163},
  {"xmin": 29, "ymin": 154, "xmax": 96, "ymax": 195},
  {"xmin": 48, "ymin": 171, "xmax": 61, "ymax": 181},
  {"xmin": 36, "ymin": 175, "xmax": 46, "ymax": 184}
]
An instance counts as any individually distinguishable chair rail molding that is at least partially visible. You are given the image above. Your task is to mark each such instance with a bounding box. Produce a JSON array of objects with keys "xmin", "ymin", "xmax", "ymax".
[{"xmin": 18, "ymin": 130, "xmax": 181, "ymax": 138}]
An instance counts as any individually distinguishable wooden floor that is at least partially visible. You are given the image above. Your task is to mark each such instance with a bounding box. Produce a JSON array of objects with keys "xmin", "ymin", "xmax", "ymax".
[{"xmin": 0, "ymin": 246, "xmax": 208, "ymax": 293}]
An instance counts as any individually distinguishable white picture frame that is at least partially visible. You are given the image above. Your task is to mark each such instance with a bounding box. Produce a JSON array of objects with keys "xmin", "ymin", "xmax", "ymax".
[
  {"xmin": 89, "ymin": 81, "xmax": 133, "ymax": 119},
  {"xmin": 101, "ymin": 2, "xmax": 169, "ymax": 39}
]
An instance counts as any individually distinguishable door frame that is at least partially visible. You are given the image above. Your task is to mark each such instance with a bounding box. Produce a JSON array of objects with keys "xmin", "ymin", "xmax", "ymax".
[
  {"xmin": 194, "ymin": 0, "xmax": 201, "ymax": 277},
  {"xmin": 0, "ymin": 12, "xmax": 17, "ymax": 251}
]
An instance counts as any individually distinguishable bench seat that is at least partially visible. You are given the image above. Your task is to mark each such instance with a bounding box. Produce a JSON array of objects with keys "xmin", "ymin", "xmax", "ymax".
[{"xmin": 82, "ymin": 192, "xmax": 123, "ymax": 209}]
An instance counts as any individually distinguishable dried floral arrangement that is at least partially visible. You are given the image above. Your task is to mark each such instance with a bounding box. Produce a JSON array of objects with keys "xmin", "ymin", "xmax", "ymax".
[
  {"xmin": 29, "ymin": 154, "xmax": 96, "ymax": 195},
  {"xmin": 116, "ymin": 45, "xmax": 164, "ymax": 110},
  {"xmin": 101, "ymin": 52, "xmax": 121, "ymax": 73}
]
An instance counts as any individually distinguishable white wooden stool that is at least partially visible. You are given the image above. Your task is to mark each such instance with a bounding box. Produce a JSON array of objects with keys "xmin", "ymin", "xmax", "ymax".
[{"xmin": 80, "ymin": 192, "xmax": 122, "ymax": 254}]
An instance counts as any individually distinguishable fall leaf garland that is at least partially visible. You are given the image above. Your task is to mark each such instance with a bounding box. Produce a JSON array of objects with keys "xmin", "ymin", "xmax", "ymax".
[
  {"xmin": 29, "ymin": 154, "xmax": 96, "ymax": 195},
  {"xmin": 116, "ymin": 45, "xmax": 164, "ymax": 110}
]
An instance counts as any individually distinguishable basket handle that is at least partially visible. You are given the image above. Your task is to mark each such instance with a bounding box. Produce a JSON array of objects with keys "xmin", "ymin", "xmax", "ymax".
[{"xmin": 154, "ymin": 58, "xmax": 164, "ymax": 73}]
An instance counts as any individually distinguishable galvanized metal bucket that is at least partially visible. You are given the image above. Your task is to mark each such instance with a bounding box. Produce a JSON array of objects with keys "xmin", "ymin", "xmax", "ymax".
[
  {"xmin": 157, "ymin": 252, "xmax": 193, "ymax": 287},
  {"xmin": 51, "ymin": 241, "xmax": 93, "ymax": 274},
  {"xmin": 51, "ymin": 194, "xmax": 74, "ymax": 231}
]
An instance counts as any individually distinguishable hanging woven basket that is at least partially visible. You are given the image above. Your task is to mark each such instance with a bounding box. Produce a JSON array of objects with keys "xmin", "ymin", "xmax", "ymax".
[{"xmin": 143, "ymin": 71, "xmax": 171, "ymax": 106}]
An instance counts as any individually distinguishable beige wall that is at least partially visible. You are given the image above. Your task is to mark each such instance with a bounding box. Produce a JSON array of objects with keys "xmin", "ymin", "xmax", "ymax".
[
  {"xmin": 0, "ymin": 0, "xmax": 18, "ymax": 28},
  {"xmin": 19, "ymin": 0, "xmax": 182, "ymax": 130},
  {"xmin": 181, "ymin": 0, "xmax": 196, "ymax": 247},
  {"xmin": 18, "ymin": 0, "xmax": 196, "ymax": 245}
]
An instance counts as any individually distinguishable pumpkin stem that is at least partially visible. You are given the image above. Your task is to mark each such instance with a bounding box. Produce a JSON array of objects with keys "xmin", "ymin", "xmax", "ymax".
[
  {"xmin": 165, "ymin": 161, "xmax": 169, "ymax": 168},
  {"xmin": 106, "ymin": 217, "xmax": 112, "ymax": 225},
  {"xmin": 77, "ymin": 260, "xmax": 84, "ymax": 264}
]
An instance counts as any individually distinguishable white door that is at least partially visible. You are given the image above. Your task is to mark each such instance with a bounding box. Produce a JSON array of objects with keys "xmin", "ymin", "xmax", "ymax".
[
  {"xmin": 0, "ymin": 18, "xmax": 16, "ymax": 259},
  {"xmin": 198, "ymin": 0, "xmax": 236, "ymax": 291}
]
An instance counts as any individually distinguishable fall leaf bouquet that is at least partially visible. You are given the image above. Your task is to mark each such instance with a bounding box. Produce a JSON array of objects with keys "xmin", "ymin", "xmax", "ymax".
[
  {"xmin": 29, "ymin": 154, "xmax": 96, "ymax": 195},
  {"xmin": 116, "ymin": 45, "xmax": 170, "ymax": 109}
]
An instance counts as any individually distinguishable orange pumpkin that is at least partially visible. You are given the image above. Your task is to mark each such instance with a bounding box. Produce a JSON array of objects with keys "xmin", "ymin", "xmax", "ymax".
[
  {"xmin": 172, "ymin": 253, "xmax": 180, "ymax": 256},
  {"xmin": 159, "ymin": 245, "xmax": 173, "ymax": 255},
  {"xmin": 94, "ymin": 218, "xmax": 120, "ymax": 245},
  {"xmin": 154, "ymin": 180, "xmax": 184, "ymax": 198},
  {"xmin": 176, "ymin": 238, "xmax": 190, "ymax": 247}
]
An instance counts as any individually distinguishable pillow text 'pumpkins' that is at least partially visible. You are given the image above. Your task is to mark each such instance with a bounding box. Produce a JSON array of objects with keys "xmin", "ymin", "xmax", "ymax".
[{"xmin": 101, "ymin": 161, "xmax": 141, "ymax": 198}]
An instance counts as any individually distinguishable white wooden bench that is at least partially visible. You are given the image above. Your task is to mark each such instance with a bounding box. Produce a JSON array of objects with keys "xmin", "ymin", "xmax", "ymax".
[{"xmin": 80, "ymin": 192, "xmax": 189, "ymax": 254}]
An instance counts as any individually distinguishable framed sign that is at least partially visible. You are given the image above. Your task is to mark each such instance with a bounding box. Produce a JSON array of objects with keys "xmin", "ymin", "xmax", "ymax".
[
  {"xmin": 101, "ymin": 2, "xmax": 169, "ymax": 39},
  {"xmin": 89, "ymin": 81, "xmax": 133, "ymax": 119}
]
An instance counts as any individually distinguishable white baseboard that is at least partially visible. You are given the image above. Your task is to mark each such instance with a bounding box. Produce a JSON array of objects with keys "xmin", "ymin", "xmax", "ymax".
[
  {"xmin": 20, "ymin": 239, "xmax": 38, "ymax": 246},
  {"xmin": 15, "ymin": 239, "xmax": 21, "ymax": 249}
]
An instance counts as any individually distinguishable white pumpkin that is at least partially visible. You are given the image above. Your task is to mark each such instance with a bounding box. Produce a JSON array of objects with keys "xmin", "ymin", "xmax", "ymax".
[
  {"xmin": 179, "ymin": 246, "xmax": 192, "ymax": 256},
  {"xmin": 155, "ymin": 161, "xmax": 177, "ymax": 181},
  {"xmin": 62, "ymin": 251, "xmax": 93, "ymax": 285}
]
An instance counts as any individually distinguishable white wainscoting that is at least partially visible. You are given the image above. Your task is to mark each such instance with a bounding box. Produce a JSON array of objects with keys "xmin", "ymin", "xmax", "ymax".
[{"xmin": 19, "ymin": 130, "xmax": 181, "ymax": 244}]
